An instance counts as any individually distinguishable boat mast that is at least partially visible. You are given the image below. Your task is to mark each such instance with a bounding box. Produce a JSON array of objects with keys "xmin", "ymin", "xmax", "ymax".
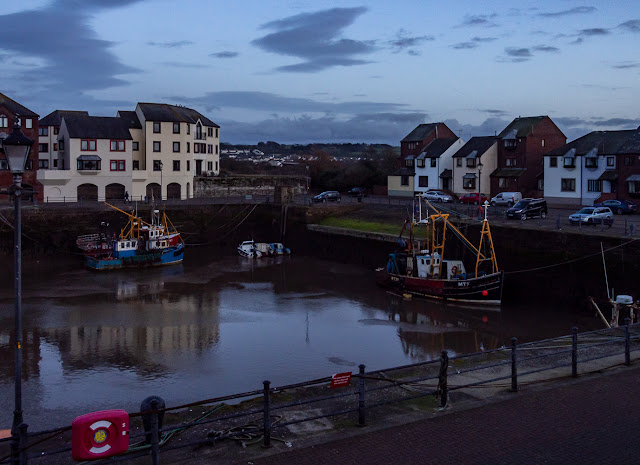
[{"xmin": 474, "ymin": 201, "xmax": 499, "ymax": 276}]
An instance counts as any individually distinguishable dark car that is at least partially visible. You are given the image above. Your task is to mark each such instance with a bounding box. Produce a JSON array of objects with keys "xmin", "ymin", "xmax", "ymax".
[
  {"xmin": 593, "ymin": 199, "xmax": 638, "ymax": 215},
  {"xmin": 312, "ymin": 191, "xmax": 341, "ymax": 203},
  {"xmin": 506, "ymin": 198, "xmax": 547, "ymax": 220},
  {"xmin": 346, "ymin": 187, "xmax": 368, "ymax": 197},
  {"xmin": 459, "ymin": 193, "xmax": 488, "ymax": 205}
]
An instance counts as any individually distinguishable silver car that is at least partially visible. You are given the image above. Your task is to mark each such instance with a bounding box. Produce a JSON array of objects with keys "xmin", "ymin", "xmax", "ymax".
[
  {"xmin": 422, "ymin": 190, "xmax": 453, "ymax": 203},
  {"xmin": 569, "ymin": 207, "xmax": 614, "ymax": 225}
]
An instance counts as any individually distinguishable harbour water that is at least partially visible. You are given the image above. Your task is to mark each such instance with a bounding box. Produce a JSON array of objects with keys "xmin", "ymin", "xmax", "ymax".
[{"xmin": 0, "ymin": 248, "xmax": 600, "ymax": 429}]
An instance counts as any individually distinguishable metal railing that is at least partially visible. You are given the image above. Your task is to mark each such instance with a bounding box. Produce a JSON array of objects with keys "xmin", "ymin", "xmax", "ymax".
[{"xmin": 1, "ymin": 321, "xmax": 638, "ymax": 464}]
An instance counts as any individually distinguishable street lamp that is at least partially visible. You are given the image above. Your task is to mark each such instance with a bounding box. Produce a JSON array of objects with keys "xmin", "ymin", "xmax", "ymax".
[
  {"xmin": 159, "ymin": 161, "xmax": 163, "ymax": 202},
  {"xmin": 477, "ymin": 159, "xmax": 483, "ymax": 200},
  {"xmin": 1, "ymin": 118, "xmax": 34, "ymax": 465}
]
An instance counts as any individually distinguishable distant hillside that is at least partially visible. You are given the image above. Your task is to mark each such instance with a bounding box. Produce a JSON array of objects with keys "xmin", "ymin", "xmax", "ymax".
[{"xmin": 221, "ymin": 141, "xmax": 399, "ymax": 159}]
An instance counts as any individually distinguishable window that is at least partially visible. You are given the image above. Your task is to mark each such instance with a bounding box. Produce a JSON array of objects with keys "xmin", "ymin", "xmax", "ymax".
[
  {"xmin": 39, "ymin": 127, "xmax": 48, "ymax": 136},
  {"xmin": 401, "ymin": 175, "xmax": 409, "ymax": 186},
  {"xmin": 110, "ymin": 160, "xmax": 125, "ymax": 171},
  {"xmin": 173, "ymin": 160, "xmax": 180, "ymax": 171},
  {"xmin": 58, "ymin": 140, "xmax": 64, "ymax": 150},
  {"xmin": 14, "ymin": 117, "xmax": 21, "ymax": 126},
  {"xmin": 607, "ymin": 157, "xmax": 615, "ymax": 167},
  {"xmin": 456, "ymin": 158, "xmax": 462, "ymax": 167},
  {"xmin": 153, "ymin": 160, "xmax": 163, "ymax": 171},
  {"xmin": 587, "ymin": 180, "xmax": 602, "ymax": 192},
  {"xmin": 585, "ymin": 157, "xmax": 598, "ymax": 168},
  {"xmin": 173, "ymin": 142, "xmax": 180, "ymax": 152},
  {"xmin": 110, "ymin": 140, "xmax": 125, "ymax": 151},
  {"xmin": 133, "ymin": 141, "xmax": 139, "ymax": 151},
  {"xmin": 38, "ymin": 143, "xmax": 49, "ymax": 153},
  {"xmin": 53, "ymin": 127, "xmax": 59, "ymax": 135},
  {"xmin": 419, "ymin": 176, "xmax": 428, "ymax": 187},
  {"xmin": 216, "ymin": 145, "xmax": 218, "ymax": 154},
  {"xmin": 187, "ymin": 160, "xmax": 190, "ymax": 171},
  {"xmin": 173, "ymin": 122, "xmax": 180, "ymax": 134},
  {"xmin": 407, "ymin": 142, "xmax": 417, "ymax": 150},
  {"xmin": 549, "ymin": 157, "xmax": 557, "ymax": 167},
  {"xmin": 463, "ymin": 178, "xmax": 476, "ymax": 189},
  {"xmin": 187, "ymin": 142, "xmax": 190, "ymax": 153},
  {"xmin": 215, "ymin": 128, "xmax": 218, "ymax": 138},
  {"xmin": 499, "ymin": 178, "xmax": 506, "ymax": 188},
  {"xmin": 133, "ymin": 160, "xmax": 139, "ymax": 170},
  {"xmin": 77, "ymin": 158, "xmax": 101, "ymax": 170},
  {"xmin": 430, "ymin": 158, "xmax": 437, "ymax": 168},
  {"xmin": 625, "ymin": 156, "xmax": 633, "ymax": 166},
  {"xmin": 563, "ymin": 157, "xmax": 575, "ymax": 168},
  {"xmin": 629, "ymin": 180, "xmax": 640, "ymax": 194},
  {"xmin": 416, "ymin": 159, "xmax": 425, "ymax": 168},
  {"xmin": 405, "ymin": 158, "xmax": 414, "ymax": 168},
  {"xmin": 561, "ymin": 178, "xmax": 576, "ymax": 192},
  {"xmin": 25, "ymin": 119, "xmax": 32, "ymax": 129},
  {"xmin": 153, "ymin": 141, "xmax": 161, "ymax": 152},
  {"xmin": 0, "ymin": 114, "xmax": 7, "ymax": 127},
  {"xmin": 153, "ymin": 122, "xmax": 161, "ymax": 133},
  {"xmin": 505, "ymin": 139, "xmax": 516, "ymax": 148},
  {"xmin": 466, "ymin": 158, "xmax": 476, "ymax": 168},
  {"xmin": 38, "ymin": 160, "xmax": 49, "ymax": 169},
  {"xmin": 53, "ymin": 159, "xmax": 58, "ymax": 168},
  {"xmin": 196, "ymin": 122, "xmax": 202, "ymax": 139},
  {"xmin": 53, "ymin": 143, "xmax": 58, "ymax": 151},
  {"xmin": 207, "ymin": 161, "xmax": 212, "ymax": 170},
  {"xmin": 186, "ymin": 124, "xmax": 190, "ymax": 135},
  {"xmin": 81, "ymin": 139, "xmax": 97, "ymax": 151},
  {"xmin": 215, "ymin": 161, "xmax": 218, "ymax": 171},
  {"xmin": 207, "ymin": 144, "xmax": 212, "ymax": 154},
  {"xmin": 541, "ymin": 139, "xmax": 545, "ymax": 147},
  {"xmin": 506, "ymin": 158, "xmax": 516, "ymax": 167},
  {"xmin": 207, "ymin": 127, "xmax": 213, "ymax": 137}
]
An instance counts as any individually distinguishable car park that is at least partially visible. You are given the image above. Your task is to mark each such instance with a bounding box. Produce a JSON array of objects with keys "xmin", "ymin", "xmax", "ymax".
[
  {"xmin": 593, "ymin": 199, "xmax": 637, "ymax": 215},
  {"xmin": 506, "ymin": 198, "xmax": 547, "ymax": 220},
  {"xmin": 312, "ymin": 191, "xmax": 341, "ymax": 203},
  {"xmin": 569, "ymin": 207, "xmax": 614, "ymax": 225},
  {"xmin": 490, "ymin": 192, "xmax": 522, "ymax": 207},
  {"xmin": 346, "ymin": 187, "xmax": 368, "ymax": 197},
  {"xmin": 459, "ymin": 193, "xmax": 487, "ymax": 205},
  {"xmin": 422, "ymin": 190, "xmax": 453, "ymax": 203}
]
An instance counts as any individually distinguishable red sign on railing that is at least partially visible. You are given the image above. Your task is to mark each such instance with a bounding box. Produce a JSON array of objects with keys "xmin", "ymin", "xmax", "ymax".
[{"xmin": 330, "ymin": 372, "xmax": 352, "ymax": 389}]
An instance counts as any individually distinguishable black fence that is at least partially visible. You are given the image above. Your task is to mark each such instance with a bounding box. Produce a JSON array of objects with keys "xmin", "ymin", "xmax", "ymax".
[{"xmin": 1, "ymin": 321, "xmax": 639, "ymax": 464}]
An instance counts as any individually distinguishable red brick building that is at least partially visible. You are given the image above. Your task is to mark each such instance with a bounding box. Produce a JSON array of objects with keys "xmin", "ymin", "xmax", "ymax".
[
  {"xmin": 490, "ymin": 116, "xmax": 565, "ymax": 198},
  {"xmin": 0, "ymin": 93, "xmax": 42, "ymax": 201},
  {"xmin": 400, "ymin": 123, "xmax": 457, "ymax": 162}
]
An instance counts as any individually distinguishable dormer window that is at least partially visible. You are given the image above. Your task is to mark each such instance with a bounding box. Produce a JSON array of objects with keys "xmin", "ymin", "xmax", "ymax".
[
  {"xmin": 585, "ymin": 157, "xmax": 598, "ymax": 168},
  {"xmin": 564, "ymin": 157, "xmax": 575, "ymax": 168}
]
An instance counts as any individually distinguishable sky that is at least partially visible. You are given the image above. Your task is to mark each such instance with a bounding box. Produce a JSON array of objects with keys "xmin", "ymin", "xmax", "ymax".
[{"xmin": 1, "ymin": 0, "xmax": 639, "ymax": 145}]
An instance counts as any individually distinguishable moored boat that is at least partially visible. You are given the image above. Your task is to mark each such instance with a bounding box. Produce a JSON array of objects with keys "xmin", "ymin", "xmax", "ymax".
[
  {"xmin": 376, "ymin": 197, "xmax": 504, "ymax": 305},
  {"xmin": 237, "ymin": 240, "xmax": 291, "ymax": 258},
  {"xmin": 237, "ymin": 240, "xmax": 262, "ymax": 258}
]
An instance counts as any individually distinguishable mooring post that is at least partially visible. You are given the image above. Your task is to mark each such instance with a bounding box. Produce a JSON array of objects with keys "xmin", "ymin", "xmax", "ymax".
[
  {"xmin": 262, "ymin": 380, "xmax": 272, "ymax": 448},
  {"xmin": 358, "ymin": 364, "xmax": 366, "ymax": 426},
  {"xmin": 571, "ymin": 327, "xmax": 578, "ymax": 377},
  {"xmin": 625, "ymin": 318, "xmax": 631, "ymax": 366},
  {"xmin": 439, "ymin": 350, "xmax": 449, "ymax": 408},
  {"xmin": 511, "ymin": 337, "xmax": 518, "ymax": 392},
  {"xmin": 150, "ymin": 398, "xmax": 160, "ymax": 465}
]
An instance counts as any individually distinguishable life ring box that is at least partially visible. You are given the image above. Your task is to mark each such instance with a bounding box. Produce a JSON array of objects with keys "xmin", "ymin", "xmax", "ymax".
[{"xmin": 71, "ymin": 409, "xmax": 129, "ymax": 461}]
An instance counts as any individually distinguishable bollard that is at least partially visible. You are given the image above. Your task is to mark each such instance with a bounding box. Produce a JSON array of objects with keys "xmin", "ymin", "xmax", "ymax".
[
  {"xmin": 511, "ymin": 337, "xmax": 518, "ymax": 392},
  {"xmin": 141, "ymin": 396, "xmax": 165, "ymax": 445},
  {"xmin": 571, "ymin": 327, "xmax": 578, "ymax": 377},
  {"xmin": 18, "ymin": 423, "xmax": 27, "ymax": 465},
  {"xmin": 358, "ymin": 364, "xmax": 366, "ymax": 426},
  {"xmin": 625, "ymin": 318, "xmax": 631, "ymax": 366},
  {"xmin": 150, "ymin": 399, "xmax": 160, "ymax": 465},
  {"xmin": 556, "ymin": 216, "xmax": 561, "ymax": 230},
  {"xmin": 262, "ymin": 381, "xmax": 272, "ymax": 448},
  {"xmin": 438, "ymin": 351, "xmax": 449, "ymax": 408}
]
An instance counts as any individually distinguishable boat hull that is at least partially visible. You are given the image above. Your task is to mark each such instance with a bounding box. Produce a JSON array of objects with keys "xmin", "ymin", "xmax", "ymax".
[
  {"xmin": 86, "ymin": 244, "xmax": 184, "ymax": 270},
  {"xmin": 376, "ymin": 269, "xmax": 504, "ymax": 305}
]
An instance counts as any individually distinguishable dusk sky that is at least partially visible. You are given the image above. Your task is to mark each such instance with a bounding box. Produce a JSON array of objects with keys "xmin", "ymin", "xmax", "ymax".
[{"xmin": 1, "ymin": 1, "xmax": 639, "ymax": 145}]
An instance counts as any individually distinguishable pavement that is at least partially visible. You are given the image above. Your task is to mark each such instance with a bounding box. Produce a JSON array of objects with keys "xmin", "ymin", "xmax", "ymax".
[{"xmin": 227, "ymin": 363, "xmax": 640, "ymax": 465}]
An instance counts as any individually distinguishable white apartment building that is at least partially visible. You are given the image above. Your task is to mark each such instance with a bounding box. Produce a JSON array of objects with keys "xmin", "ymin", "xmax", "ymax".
[{"xmin": 413, "ymin": 137, "xmax": 465, "ymax": 194}]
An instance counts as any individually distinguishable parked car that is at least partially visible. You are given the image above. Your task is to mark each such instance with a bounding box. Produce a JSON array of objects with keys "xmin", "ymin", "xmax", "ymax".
[
  {"xmin": 593, "ymin": 199, "xmax": 638, "ymax": 215},
  {"xmin": 312, "ymin": 191, "xmax": 341, "ymax": 203},
  {"xmin": 422, "ymin": 190, "xmax": 453, "ymax": 203},
  {"xmin": 506, "ymin": 198, "xmax": 547, "ymax": 220},
  {"xmin": 490, "ymin": 191, "xmax": 522, "ymax": 207},
  {"xmin": 569, "ymin": 207, "xmax": 614, "ymax": 225},
  {"xmin": 459, "ymin": 193, "xmax": 487, "ymax": 205},
  {"xmin": 346, "ymin": 187, "xmax": 368, "ymax": 197}
]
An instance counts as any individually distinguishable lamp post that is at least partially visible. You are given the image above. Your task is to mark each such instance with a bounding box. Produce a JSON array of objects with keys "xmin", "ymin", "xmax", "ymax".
[
  {"xmin": 159, "ymin": 161, "xmax": 163, "ymax": 202},
  {"xmin": 477, "ymin": 159, "xmax": 483, "ymax": 203},
  {"xmin": 2, "ymin": 119, "xmax": 34, "ymax": 465}
]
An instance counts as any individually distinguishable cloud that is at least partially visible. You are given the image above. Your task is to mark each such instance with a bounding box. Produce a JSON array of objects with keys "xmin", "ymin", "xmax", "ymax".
[
  {"xmin": 452, "ymin": 36, "xmax": 497, "ymax": 50},
  {"xmin": 619, "ymin": 20, "xmax": 640, "ymax": 32},
  {"xmin": 533, "ymin": 45, "xmax": 560, "ymax": 53},
  {"xmin": 481, "ymin": 109, "xmax": 509, "ymax": 117},
  {"xmin": 459, "ymin": 14, "xmax": 498, "ymax": 28},
  {"xmin": 503, "ymin": 47, "xmax": 532, "ymax": 61},
  {"xmin": 592, "ymin": 118, "xmax": 640, "ymax": 127},
  {"xmin": 209, "ymin": 51, "xmax": 239, "ymax": 58},
  {"xmin": 147, "ymin": 40, "xmax": 194, "ymax": 48},
  {"xmin": 612, "ymin": 62, "xmax": 640, "ymax": 69},
  {"xmin": 388, "ymin": 29, "xmax": 434, "ymax": 54},
  {"xmin": 579, "ymin": 28, "xmax": 609, "ymax": 36},
  {"xmin": 538, "ymin": 7, "xmax": 597, "ymax": 18},
  {"xmin": 251, "ymin": 7, "xmax": 376, "ymax": 73},
  {"xmin": 159, "ymin": 62, "xmax": 209, "ymax": 69}
]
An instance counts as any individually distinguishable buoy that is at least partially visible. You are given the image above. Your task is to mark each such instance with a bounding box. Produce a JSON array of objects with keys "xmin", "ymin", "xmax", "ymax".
[{"xmin": 482, "ymin": 290, "xmax": 489, "ymax": 297}]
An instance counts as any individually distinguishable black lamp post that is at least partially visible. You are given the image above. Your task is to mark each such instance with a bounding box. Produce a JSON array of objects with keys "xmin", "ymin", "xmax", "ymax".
[
  {"xmin": 2, "ymin": 119, "xmax": 34, "ymax": 465},
  {"xmin": 477, "ymin": 159, "xmax": 483, "ymax": 201}
]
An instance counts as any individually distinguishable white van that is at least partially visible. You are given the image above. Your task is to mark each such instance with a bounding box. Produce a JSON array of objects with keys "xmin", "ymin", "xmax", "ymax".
[{"xmin": 490, "ymin": 192, "xmax": 522, "ymax": 207}]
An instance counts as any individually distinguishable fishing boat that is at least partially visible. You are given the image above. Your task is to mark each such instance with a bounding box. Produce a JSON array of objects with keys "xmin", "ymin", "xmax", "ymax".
[
  {"xmin": 237, "ymin": 241, "xmax": 291, "ymax": 258},
  {"xmin": 237, "ymin": 240, "xmax": 262, "ymax": 258},
  {"xmin": 78, "ymin": 203, "xmax": 184, "ymax": 270},
  {"xmin": 376, "ymin": 197, "xmax": 504, "ymax": 305}
]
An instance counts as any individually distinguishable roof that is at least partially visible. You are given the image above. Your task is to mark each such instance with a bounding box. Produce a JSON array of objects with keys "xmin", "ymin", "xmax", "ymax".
[
  {"xmin": 626, "ymin": 174, "xmax": 640, "ymax": 182},
  {"xmin": 463, "ymin": 173, "xmax": 477, "ymax": 179},
  {"xmin": 137, "ymin": 103, "xmax": 219, "ymax": 127},
  {"xmin": 418, "ymin": 137, "xmax": 459, "ymax": 158},
  {"xmin": 497, "ymin": 116, "xmax": 546, "ymax": 138},
  {"xmin": 545, "ymin": 130, "xmax": 637, "ymax": 157},
  {"xmin": 490, "ymin": 168, "xmax": 527, "ymax": 178},
  {"xmin": 440, "ymin": 168, "xmax": 452, "ymax": 178},
  {"xmin": 39, "ymin": 110, "xmax": 89, "ymax": 127},
  {"xmin": 391, "ymin": 168, "xmax": 415, "ymax": 176},
  {"xmin": 401, "ymin": 123, "xmax": 439, "ymax": 143},
  {"xmin": 116, "ymin": 111, "xmax": 142, "ymax": 129},
  {"xmin": 0, "ymin": 93, "xmax": 38, "ymax": 118},
  {"xmin": 599, "ymin": 171, "xmax": 618, "ymax": 181},
  {"xmin": 62, "ymin": 115, "xmax": 133, "ymax": 140},
  {"xmin": 452, "ymin": 136, "xmax": 497, "ymax": 158}
]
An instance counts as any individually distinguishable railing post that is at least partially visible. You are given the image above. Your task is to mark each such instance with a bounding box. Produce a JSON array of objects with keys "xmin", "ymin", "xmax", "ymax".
[
  {"xmin": 358, "ymin": 364, "xmax": 366, "ymax": 426},
  {"xmin": 262, "ymin": 380, "xmax": 272, "ymax": 448},
  {"xmin": 149, "ymin": 398, "xmax": 160, "ymax": 465},
  {"xmin": 18, "ymin": 423, "xmax": 27, "ymax": 465},
  {"xmin": 439, "ymin": 350, "xmax": 448, "ymax": 408},
  {"xmin": 625, "ymin": 318, "xmax": 631, "ymax": 366},
  {"xmin": 511, "ymin": 337, "xmax": 518, "ymax": 392},
  {"xmin": 571, "ymin": 327, "xmax": 578, "ymax": 377}
]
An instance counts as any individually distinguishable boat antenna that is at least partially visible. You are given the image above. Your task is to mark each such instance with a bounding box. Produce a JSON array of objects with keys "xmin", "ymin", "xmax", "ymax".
[{"xmin": 601, "ymin": 242, "xmax": 610, "ymax": 300}]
